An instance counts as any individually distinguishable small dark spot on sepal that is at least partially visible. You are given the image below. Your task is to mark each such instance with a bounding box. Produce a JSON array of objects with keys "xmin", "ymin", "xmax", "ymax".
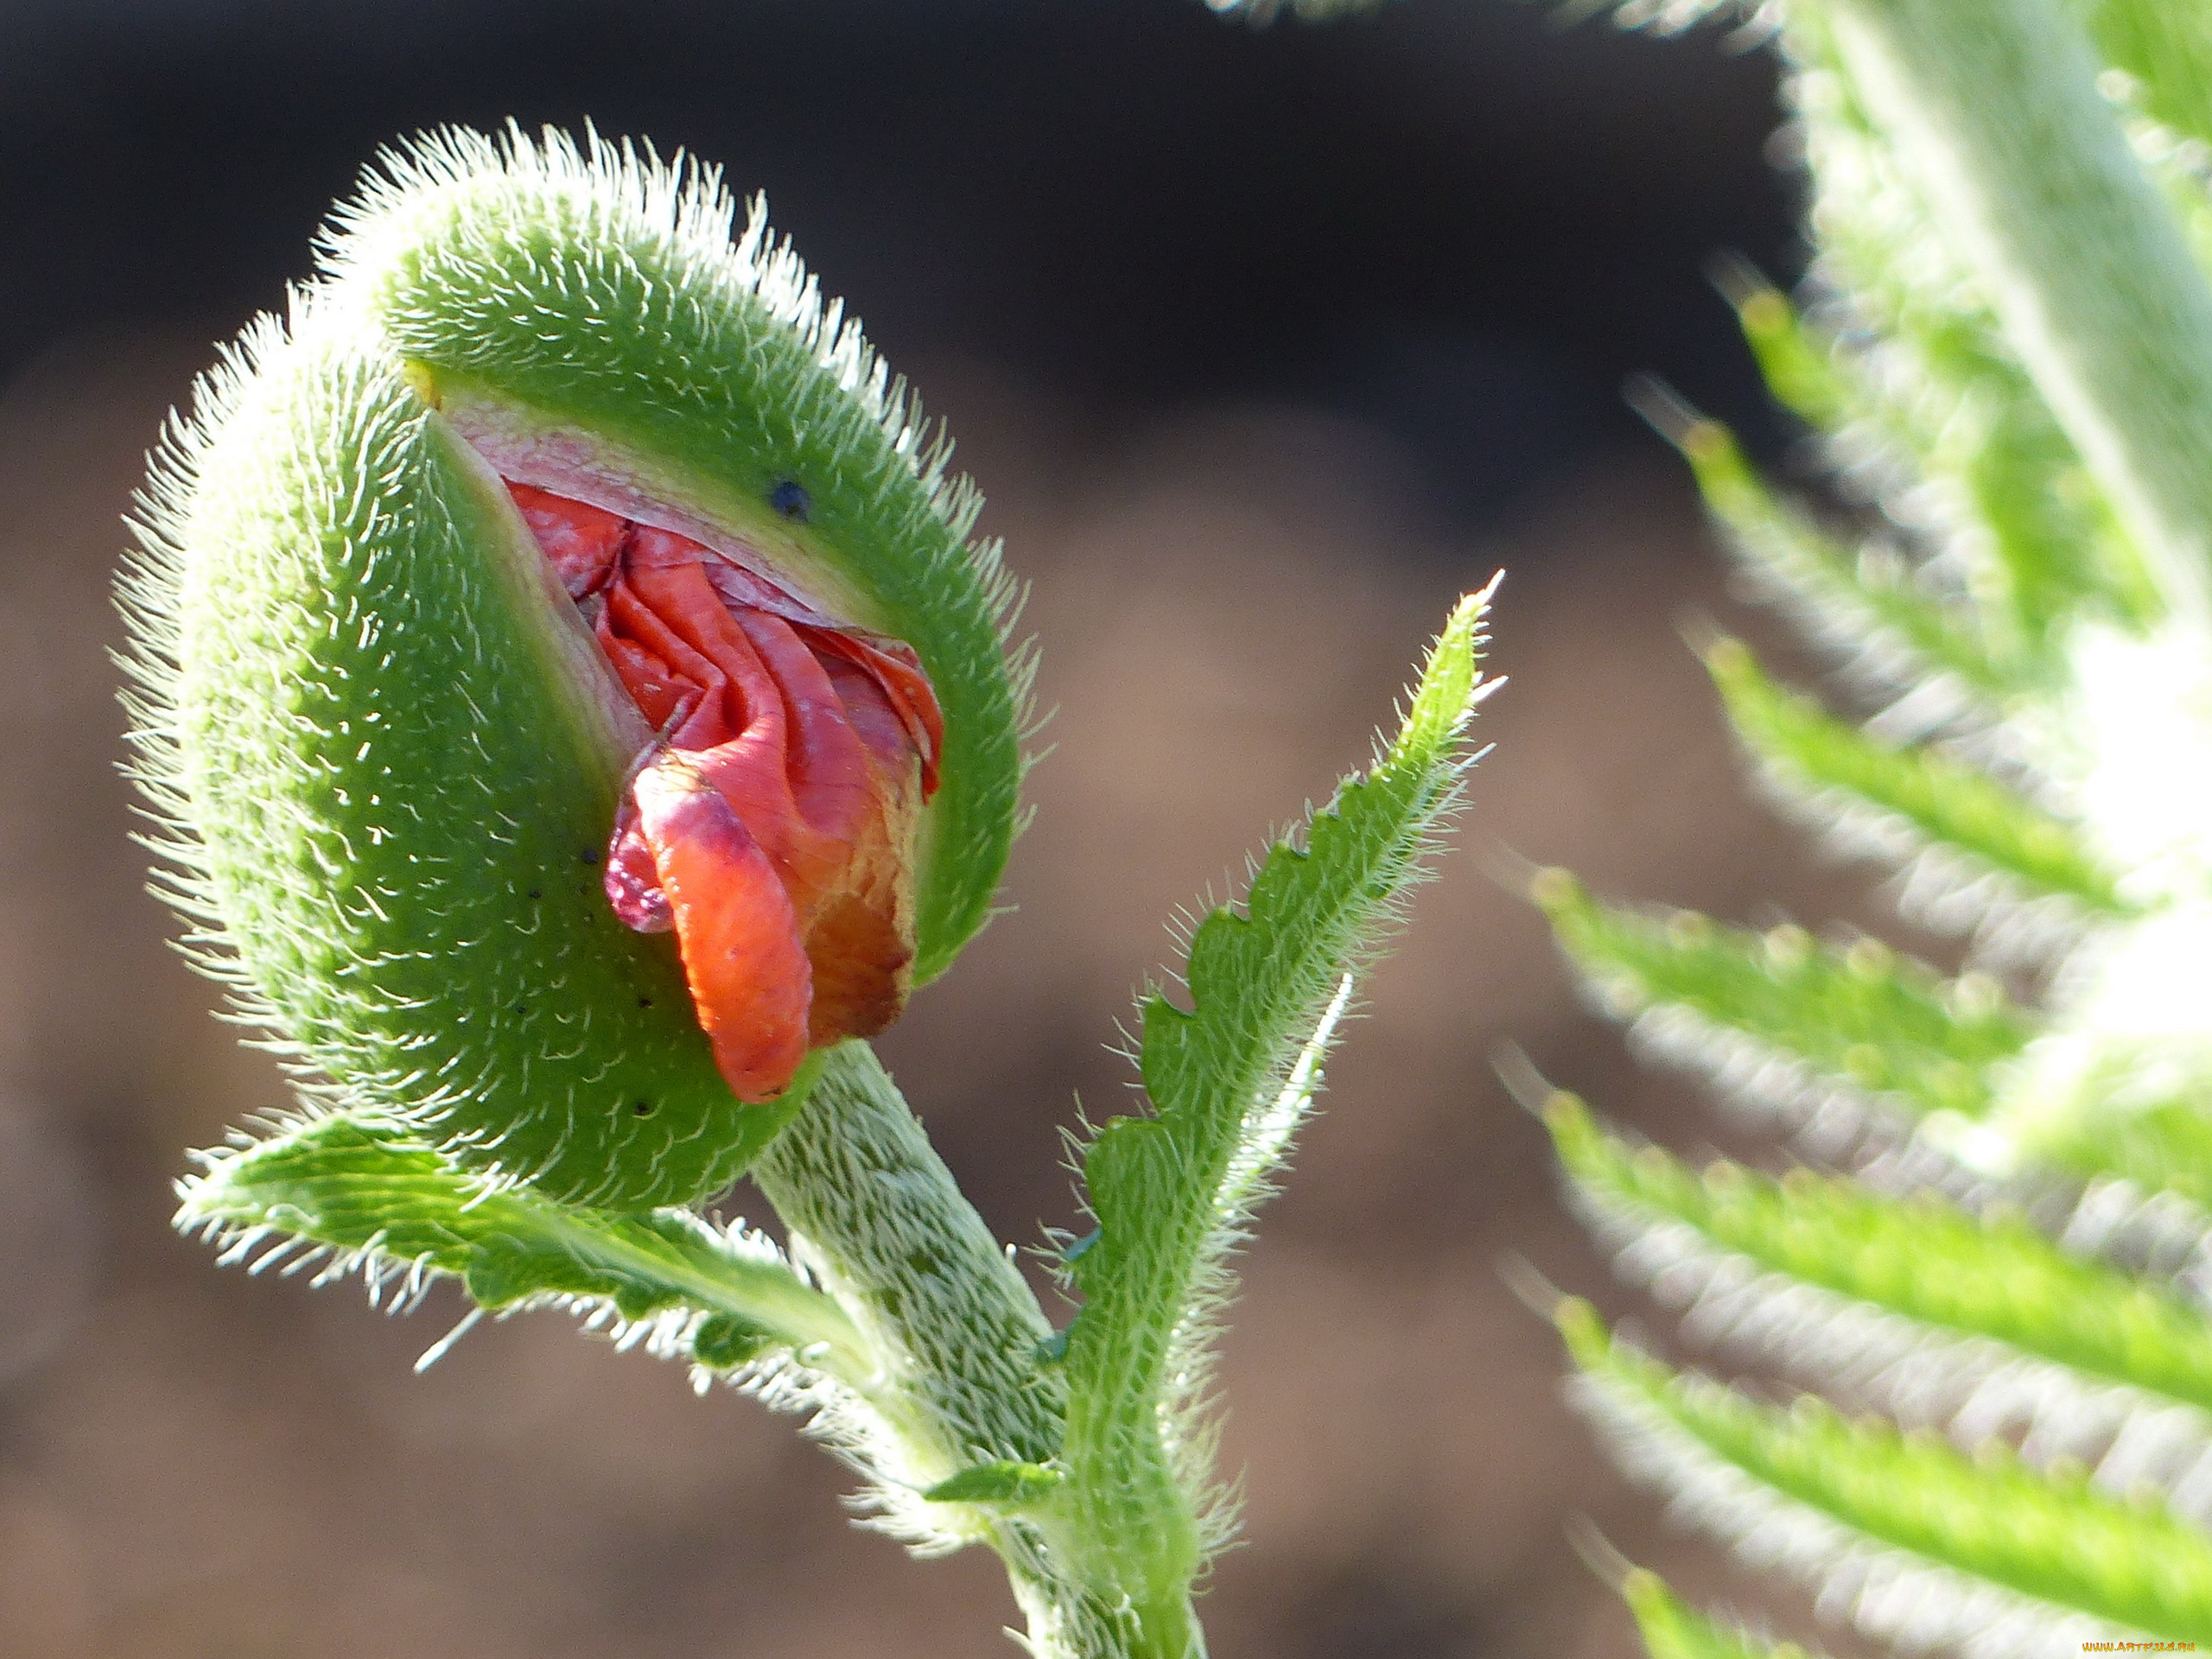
[
  {"xmin": 768, "ymin": 479, "xmax": 810, "ymax": 522},
  {"xmin": 632, "ymin": 1099, "xmax": 657, "ymax": 1117},
  {"xmin": 637, "ymin": 995, "xmax": 654, "ymax": 1009},
  {"xmin": 526, "ymin": 887, "xmax": 543, "ymax": 900},
  {"xmin": 580, "ymin": 847, "xmax": 601, "ymax": 866}
]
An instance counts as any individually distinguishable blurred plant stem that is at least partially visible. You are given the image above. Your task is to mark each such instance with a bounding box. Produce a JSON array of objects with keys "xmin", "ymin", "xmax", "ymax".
[{"xmin": 1815, "ymin": 0, "xmax": 2212, "ymax": 622}]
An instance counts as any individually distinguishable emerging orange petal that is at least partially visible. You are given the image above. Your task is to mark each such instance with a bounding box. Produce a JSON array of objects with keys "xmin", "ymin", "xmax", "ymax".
[
  {"xmin": 505, "ymin": 480, "xmax": 944, "ymax": 1102},
  {"xmin": 629, "ymin": 757, "xmax": 810, "ymax": 1104}
]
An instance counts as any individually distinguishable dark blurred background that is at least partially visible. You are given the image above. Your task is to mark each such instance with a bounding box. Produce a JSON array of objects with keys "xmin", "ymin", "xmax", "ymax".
[{"xmin": 0, "ymin": 3, "xmax": 1897, "ymax": 1656}]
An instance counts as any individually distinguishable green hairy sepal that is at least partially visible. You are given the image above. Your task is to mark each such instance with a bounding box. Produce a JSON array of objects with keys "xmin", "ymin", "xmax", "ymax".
[
  {"xmin": 124, "ymin": 127, "xmax": 1027, "ymax": 1210},
  {"xmin": 328, "ymin": 126, "xmax": 1028, "ymax": 985},
  {"xmin": 130, "ymin": 309, "xmax": 772, "ymax": 1208}
]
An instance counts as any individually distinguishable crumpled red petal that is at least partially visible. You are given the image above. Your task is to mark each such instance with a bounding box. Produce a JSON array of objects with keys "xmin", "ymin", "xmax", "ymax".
[{"xmin": 505, "ymin": 481, "xmax": 943, "ymax": 1104}]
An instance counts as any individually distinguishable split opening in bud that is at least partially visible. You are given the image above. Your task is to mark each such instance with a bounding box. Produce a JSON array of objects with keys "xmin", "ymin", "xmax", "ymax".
[{"xmin": 501, "ymin": 478, "xmax": 944, "ymax": 1105}]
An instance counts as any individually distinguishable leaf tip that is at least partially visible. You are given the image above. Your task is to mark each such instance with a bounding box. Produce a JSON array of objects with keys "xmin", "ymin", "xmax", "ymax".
[
  {"xmin": 1554, "ymin": 1294, "xmax": 1609, "ymax": 1364},
  {"xmin": 1529, "ymin": 864, "xmax": 1586, "ymax": 916},
  {"xmin": 1624, "ymin": 373, "xmax": 1732, "ymax": 465}
]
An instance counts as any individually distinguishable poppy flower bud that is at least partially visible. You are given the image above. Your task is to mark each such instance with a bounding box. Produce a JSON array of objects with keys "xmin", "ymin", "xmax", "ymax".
[{"xmin": 127, "ymin": 128, "xmax": 1027, "ymax": 1210}]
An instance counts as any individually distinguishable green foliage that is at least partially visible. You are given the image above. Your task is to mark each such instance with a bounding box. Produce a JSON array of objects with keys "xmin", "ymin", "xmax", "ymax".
[
  {"xmin": 1541, "ymin": 4, "xmax": 2212, "ymax": 1656},
  {"xmin": 2005, "ymin": 1080, "xmax": 2212, "ymax": 1216},
  {"xmin": 1660, "ymin": 407, "xmax": 2023, "ymax": 700},
  {"xmin": 1703, "ymin": 636, "xmax": 2136, "ymax": 917},
  {"xmin": 1778, "ymin": 29, "xmax": 2138, "ymax": 646},
  {"xmin": 1535, "ymin": 868, "xmax": 2028, "ymax": 1122},
  {"xmin": 1058, "ymin": 588, "xmax": 1493, "ymax": 1630},
  {"xmin": 1563, "ymin": 1303, "xmax": 2212, "ymax": 1646},
  {"xmin": 2081, "ymin": 0, "xmax": 2212, "ymax": 145},
  {"xmin": 1550, "ymin": 1095, "xmax": 2212, "ymax": 1413}
]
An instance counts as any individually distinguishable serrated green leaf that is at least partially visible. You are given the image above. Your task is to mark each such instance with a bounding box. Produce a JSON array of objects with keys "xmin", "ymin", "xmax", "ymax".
[
  {"xmin": 923, "ymin": 1459, "xmax": 1065, "ymax": 1507},
  {"xmin": 1535, "ymin": 869, "xmax": 2029, "ymax": 1120},
  {"xmin": 1707, "ymin": 638, "xmax": 2136, "ymax": 916},
  {"xmin": 1561, "ymin": 1301, "xmax": 2212, "ymax": 1644},
  {"xmin": 1058, "ymin": 590, "xmax": 1491, "ymax": 1620},
  {"xmin": 176, "ymin": 1112, "xmax": 871, "ymax": 1381},
  {"xmin": 1549, "ymin": 1095, "xmax": 2212, "ymax": 1412},
  {"xmin": 1620, "ymin": 1568, "xmax": 1816, "ymax": 1659}
]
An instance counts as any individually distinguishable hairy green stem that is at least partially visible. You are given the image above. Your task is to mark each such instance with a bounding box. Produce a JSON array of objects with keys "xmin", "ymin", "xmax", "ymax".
[
  {"xmin": 753, "ymin": 1043, "xmax": 1181, "ymax": 1658},
  {"xmin": 1812, "ymin": 0, "xmax": 2212, "ymax": 623},
  {"xmin": 753, "ymin": 1042, "xmax": 1062, "ymax": 1466}
]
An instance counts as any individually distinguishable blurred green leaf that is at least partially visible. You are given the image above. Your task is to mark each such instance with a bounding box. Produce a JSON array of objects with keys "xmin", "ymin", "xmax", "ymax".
[
  {"xmin": 1562, "ymin": 1301, "xmax": 2212, "ymax": 1644},
  {"xmin": 1551, "ymin": 1094, "xmax": 2212, "ymax": 1412},
  {"xmin": 1707, "ymin": 639, "xmax": 2135, "ymax": 917},
  {"xmin": 1536, "ymin": 868, "xmax": 2030, "ymax": 1121}
]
